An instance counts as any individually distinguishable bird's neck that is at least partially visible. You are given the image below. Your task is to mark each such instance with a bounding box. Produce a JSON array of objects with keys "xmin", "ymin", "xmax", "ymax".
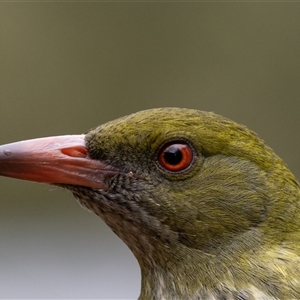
[
  {"xmin": 138, "ymin": 248, "xmax": 233, "ymax": 300},
  {"xmin": 136, "ymin": 232, "xmax": 300, "ymax": 300},
  {"xmin": 137, "ymin": 246, "xmax": 273, "ymax": 300},
  {"xmin": 139, "ymin": 269, "xmax": 273, "ymax": 300},
  {"xmin": 135, "ymin": 228, "xmax": 280, "ymax": 300},
  {"xmin": 136, "ymin": 242, "xmax": 227, "ymax": 300}
]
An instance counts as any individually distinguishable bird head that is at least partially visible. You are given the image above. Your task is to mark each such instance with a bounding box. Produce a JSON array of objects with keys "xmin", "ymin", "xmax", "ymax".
[{"xmin": 1, "ymin": 108, "xmax": 299, "ymax": 299}]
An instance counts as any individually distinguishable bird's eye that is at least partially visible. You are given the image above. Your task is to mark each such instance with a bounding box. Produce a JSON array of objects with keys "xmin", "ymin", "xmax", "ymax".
[{"xmin": 157, "ymin": 141, "xmax": 194, "ymax": 172}]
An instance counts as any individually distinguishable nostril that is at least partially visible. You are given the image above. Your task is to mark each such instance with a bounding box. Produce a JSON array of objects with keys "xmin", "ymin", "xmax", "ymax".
[
  {"xmin": 3, "ymin": 149, "xmax": 12, "ymax": 156},
  {"xmin": 61, "ymin": 146, "xmax": 87, "ymax": 158}
]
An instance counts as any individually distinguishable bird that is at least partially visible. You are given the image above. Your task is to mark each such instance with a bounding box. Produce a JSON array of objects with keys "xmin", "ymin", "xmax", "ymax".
[{"xmin": 0, "ymin": 107, "xmax": 300, "ymax": 299}]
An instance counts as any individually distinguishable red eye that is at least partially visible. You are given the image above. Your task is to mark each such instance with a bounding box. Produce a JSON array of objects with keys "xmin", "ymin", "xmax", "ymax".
[{"xmin": 158, "ymin": 142, "xmax": 194, "ymax": 172}]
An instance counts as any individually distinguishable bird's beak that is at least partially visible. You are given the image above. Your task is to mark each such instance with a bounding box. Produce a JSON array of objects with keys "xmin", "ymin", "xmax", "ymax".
[{"xmin": 0, "ymin": 135, "xmax": 112, "ymax": 189}]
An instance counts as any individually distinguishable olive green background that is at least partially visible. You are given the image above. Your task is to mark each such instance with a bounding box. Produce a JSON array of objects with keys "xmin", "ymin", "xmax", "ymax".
[{"xmin": 1, "ymin": 3, "xmax": 300, "ymax": 299}]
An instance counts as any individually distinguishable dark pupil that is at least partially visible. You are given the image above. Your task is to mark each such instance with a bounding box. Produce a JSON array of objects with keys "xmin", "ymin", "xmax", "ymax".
[{"xmin": 164, "ymin": 146, "xmax": 182, "ymax": 165}]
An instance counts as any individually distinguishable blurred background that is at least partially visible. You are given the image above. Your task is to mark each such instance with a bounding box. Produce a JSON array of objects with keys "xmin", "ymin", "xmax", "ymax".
[{"xmin": 1, "ymin": 3, "xmax": 300, "ymax": 299}]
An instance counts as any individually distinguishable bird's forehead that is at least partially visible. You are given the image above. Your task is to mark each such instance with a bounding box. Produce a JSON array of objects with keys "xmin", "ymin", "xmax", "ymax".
[
  {"xmin": 88, "ymin": 108, "xmax": 219, "ymax": 141},
  {"xmin": 86, "ymin": 109, "xmax": 210, "ymax": 154},
  {"xmin": 87, "ymin": 108, "xmax": 244, "ymax": 150},
  {"xmin": 86, "ymin": 108, "xmax": 280, "ymax": 173}
]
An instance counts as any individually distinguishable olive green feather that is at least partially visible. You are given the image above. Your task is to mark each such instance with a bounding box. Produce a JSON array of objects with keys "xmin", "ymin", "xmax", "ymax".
[{"xmin": 81, "ymin": 108, "xmax": 300, "ymax": 299}]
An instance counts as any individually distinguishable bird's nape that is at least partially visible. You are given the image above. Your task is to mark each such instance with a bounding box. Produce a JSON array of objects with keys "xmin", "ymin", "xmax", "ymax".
[{"xmin": 0, "ymin": 107, "xmax": 300, "ymax": 299}]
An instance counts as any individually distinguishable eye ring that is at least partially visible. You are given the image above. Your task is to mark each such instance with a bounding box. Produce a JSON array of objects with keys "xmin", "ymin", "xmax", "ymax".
[{"xmin": 157, "ymin": 141, "xmax": 194, "ymax": 173}]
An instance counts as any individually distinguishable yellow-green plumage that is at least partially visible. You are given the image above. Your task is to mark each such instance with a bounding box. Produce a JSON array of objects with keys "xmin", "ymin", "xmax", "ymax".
[
  {"xmin": 1, "ymin": 108, "xmax": 300, "ymax": 299},
  {"xmin": 85, "ymin": 108, "xmax": 300, "ymax": 299}
]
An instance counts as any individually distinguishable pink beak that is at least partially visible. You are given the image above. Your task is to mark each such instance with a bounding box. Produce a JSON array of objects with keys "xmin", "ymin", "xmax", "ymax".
[{"xmin": 0, "ymin": 135, "xmax": 114, "ymax": 189}]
